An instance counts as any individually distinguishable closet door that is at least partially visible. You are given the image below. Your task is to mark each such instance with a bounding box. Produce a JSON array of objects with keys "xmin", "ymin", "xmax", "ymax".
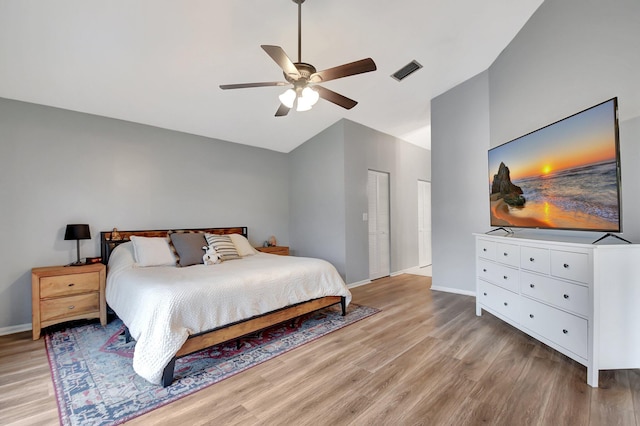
[
  {"xmin": 368, "ymin": 170, "xmax": 390, "ymax": 280},
  {"xmin": 418, "ymin": 180, "xmax": 432, "ymax": 268}
]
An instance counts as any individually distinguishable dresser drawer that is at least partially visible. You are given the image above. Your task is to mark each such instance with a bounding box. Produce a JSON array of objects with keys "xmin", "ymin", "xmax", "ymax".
[
  {"xmin": 478, "ymin": 281, "xmax": 520, "ymax": 322},
  {"xmin": 478, "ymin": 259, "xmax": 519, "ymax": 293},
  {"xmin": 550, "ymin": 250, "xmax": 589, "ymax": 283},
  {"xmin": 477, "ymin": 239, "xmax": 496, "ymax": 261},
  {"xmin": 520, "ymin": 246, "xmax": 550, "ymax": 274},
  {"xmin": 40, "ymin": 292, "xmax": 100, "ymax": 323},
  {"xmin": 40, "ymin": 272, "xmax": 100, "ymax": 298},
  {"xmin": 520, "ymin": 271, "xmax": 588, "ymax": 316},
  {"xmin": 520, "ymin": 297, "xmax": 588, "ymax": 359},
  {"xmin": 496, "ymin": 243, "xmax": 520, "ymax": 268}
]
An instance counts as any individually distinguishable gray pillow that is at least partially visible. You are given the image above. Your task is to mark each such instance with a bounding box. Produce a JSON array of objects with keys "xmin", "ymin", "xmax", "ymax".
[{"xmin": 169, "ymin": 232, "xmax": 207, "ymax": 267}]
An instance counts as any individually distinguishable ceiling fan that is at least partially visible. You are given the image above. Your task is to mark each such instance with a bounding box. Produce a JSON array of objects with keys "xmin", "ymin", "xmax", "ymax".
[{"xmin": 219, "ymin": 0, "xmax": 377, "ymax": 117}]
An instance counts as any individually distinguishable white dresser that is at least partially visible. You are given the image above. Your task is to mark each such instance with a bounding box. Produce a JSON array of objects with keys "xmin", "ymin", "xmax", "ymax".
[{"xmin": 474, "ymin": 232, "xmax": 640, "ymax": 387}]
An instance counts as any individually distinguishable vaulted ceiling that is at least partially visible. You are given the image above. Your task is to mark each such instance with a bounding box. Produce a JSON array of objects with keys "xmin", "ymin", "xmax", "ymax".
[{"xmin": 0, "ymin": 0, "xmax": 542, "ymax": 152}]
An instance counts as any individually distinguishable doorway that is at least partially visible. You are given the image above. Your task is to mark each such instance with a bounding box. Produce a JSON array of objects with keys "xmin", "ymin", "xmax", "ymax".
[
  {"xmin": 418, "ymin": 180, "xmax": 432, "ymax": 270},
  {"xmin": 368, "ymin": 170, "xmax": 390, "ymax": 280}
]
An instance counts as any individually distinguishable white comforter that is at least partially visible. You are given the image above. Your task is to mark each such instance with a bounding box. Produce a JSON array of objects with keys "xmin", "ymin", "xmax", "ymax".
[{"xmin": 106, "ymin": 242, "xmax": 351, "ymax": 385}]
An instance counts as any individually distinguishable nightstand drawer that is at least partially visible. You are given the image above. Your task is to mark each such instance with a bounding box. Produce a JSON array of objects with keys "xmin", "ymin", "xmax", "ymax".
[
  {"xmin": 40, "ymin": 272, "xmax": 100, "ymax": 298},
  {"xmin": 40, "ymin": 293, "xmax": 100, "ymax": 323}
]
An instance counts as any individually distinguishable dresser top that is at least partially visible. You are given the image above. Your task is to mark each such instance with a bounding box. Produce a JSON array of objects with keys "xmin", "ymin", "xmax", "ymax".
[{"xmin": 474, "ymin": 231, "xmax": 637, "ymax": 249}]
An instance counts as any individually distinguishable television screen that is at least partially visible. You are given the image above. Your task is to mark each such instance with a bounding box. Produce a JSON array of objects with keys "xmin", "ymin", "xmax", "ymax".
[{"xmin": 488, "ymin": 98, "xmax": 621, "ymax": 232}]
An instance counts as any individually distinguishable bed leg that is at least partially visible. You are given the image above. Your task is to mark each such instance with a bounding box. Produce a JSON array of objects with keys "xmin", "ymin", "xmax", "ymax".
[
  {"xmin": 340, "ymin": 296, "xmax": 347, "ymax": 316},
  {"xmin": 161, "ymin": 358, "xmax": 176, "ymax": 387}
]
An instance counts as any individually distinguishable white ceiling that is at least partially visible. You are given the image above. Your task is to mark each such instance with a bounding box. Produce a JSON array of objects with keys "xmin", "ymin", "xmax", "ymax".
[{"xmin": 0, "ymin": 0, "xmax": 542, "ymax": 153}]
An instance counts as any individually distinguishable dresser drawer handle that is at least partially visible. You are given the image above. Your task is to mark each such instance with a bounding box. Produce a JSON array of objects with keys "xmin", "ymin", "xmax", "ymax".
[
  {"xmin": 483, "ymin": 268, "xmax": 487, "ymax": 272},
  {"xmin": 483, "ymin": 248, "xmax": 487, "ymax": 252},
  {"xmin": 68, "ymin": 283, "xmax": 75, "ymax": 287},
  {"xmin": 68, "ymin": 305, "xmax": 75, "ymax": 310},
  {"xmin": 483, "ymin": 292, "xmax": 487, "ymax": 296},
  {"xmin": 529, "ymin": 314, "xmax": 534, "ymax": 318},
  {"xmin": 529, "ymin": 283, "xmax": 535, "ymax": 288},
  {"xmin": 503, "ymin": 253, "xmax": 508, "ymax": 257},
  {"xmin": 562, "ymin": 329, "xmax": 568, "ymax": 334},
  {"xmin": 563, "ymin": 263, "xmax": 569, "ymax": 268},
  {"xmin": 503, "ymin": 276, "xmax": 508, "ymax": 280},
  {"xmin": 503, "ymin": 302, "xmax": 508, "ymax": 306},
  {"xmin": 529, "ymin": 257, "xmax": 535, "ymax": 262},
  {"xmin": 563, "ymin": 294, "xmax": 569, "ymax": 299}
]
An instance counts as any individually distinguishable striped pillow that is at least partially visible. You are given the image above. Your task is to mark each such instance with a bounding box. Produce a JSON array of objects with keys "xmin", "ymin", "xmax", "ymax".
[{"xmin": 205, "ymin": 234, "xmax": 240, "ymax": 260}]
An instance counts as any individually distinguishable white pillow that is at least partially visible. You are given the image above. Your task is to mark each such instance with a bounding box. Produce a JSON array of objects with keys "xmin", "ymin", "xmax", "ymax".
[
  {"xmin": 130, "ymin": 236, "xmax": 176, "ymax": 267},
  {"xmin": 229, "ymin": 233, "xmax": 258, "ymax": 256}
]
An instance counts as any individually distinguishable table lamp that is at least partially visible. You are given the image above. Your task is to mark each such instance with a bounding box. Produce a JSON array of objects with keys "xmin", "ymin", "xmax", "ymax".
[{"xmin": 64, "ymin": 224, "xmax": 91, "ymax": 266}]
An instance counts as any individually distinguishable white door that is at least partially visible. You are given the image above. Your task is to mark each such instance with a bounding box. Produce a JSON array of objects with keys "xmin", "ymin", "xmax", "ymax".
[
  {"xmin": 418, "ymin": 180, "xmax": 432, "ymax": 268},
  {"xmin": 368, "ymin": 170, "xmax": 390, "ymax": 280}
]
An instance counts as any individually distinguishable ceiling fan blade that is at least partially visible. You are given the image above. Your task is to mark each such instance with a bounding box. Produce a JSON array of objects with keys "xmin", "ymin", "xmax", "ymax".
[
  {"xmin": 220, "ymin": 81, "xmax": 289, "ymax": 90},
  {"xmin": 261, "ymin": 45, "xmax": 301, "ymax": 79},
  {"xmin": 315, "ymin": 86, "xmax": 358, "ymax": 110},
  {"xmin": 275, "ymin": 103, "xmax": 290, "ymax": 117},
  {"xmin": 310, "ymin": 58, "xmax": 377, "ymax": 83}
]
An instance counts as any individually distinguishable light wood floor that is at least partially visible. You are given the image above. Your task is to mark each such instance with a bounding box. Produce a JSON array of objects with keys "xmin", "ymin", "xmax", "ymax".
[{"xmin": 2, "ymin": 274, "xmax": 640, "ymax": 425}]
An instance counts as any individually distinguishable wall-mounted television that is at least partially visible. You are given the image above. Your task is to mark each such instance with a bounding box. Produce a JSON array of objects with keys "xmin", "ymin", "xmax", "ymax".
[{"xmin": 488, "ymin": 98, "xmax": 621, "ymax": 232}]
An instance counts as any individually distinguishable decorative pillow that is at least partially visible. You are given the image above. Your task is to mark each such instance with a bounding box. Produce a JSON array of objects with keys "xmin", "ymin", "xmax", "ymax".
[
  {"xmin": 205, "ymin": 233, "xmax": 241, "ymax": 260},
  {"xmin": 168, "ymin": 232, "xmax": 207, "ymax": 267},
  {"xmin": 130, "ymin": 236, "xmax": 176, "ymax": 267},
  {"xmin": 229, "ymin": 233, "xmax": 258, "ymax": 256}
]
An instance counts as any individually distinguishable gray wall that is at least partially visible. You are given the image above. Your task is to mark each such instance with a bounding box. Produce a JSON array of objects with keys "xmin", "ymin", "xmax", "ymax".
[
  {"xmin": 431, "ymin": 71, "xmax": 490, "ymax": 294},
  {"xmin": 288, "ymin": 121, "xmax": 347, "ymax": 275},
  {"xmin": 290, "ymin": 119, "xmax": 431, "ymax": 284},
  {"xmin": 0, "ymin": 98, "xmax": 290, "ymax": 331},
  {"xmin": 431, "ymin": 0, "xmax": 640, "ymax": 293}
]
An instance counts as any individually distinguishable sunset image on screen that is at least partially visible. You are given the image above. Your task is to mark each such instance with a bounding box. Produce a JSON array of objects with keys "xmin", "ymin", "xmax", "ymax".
[{"xmin": 488, "ymin": 99, "xmax": 620, "ymax": 231}]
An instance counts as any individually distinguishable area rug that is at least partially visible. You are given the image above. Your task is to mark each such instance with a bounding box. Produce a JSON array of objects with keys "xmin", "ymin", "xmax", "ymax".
[{"xmin": 45, "ymin": 304, "xmax": 379, "ymax": 426}]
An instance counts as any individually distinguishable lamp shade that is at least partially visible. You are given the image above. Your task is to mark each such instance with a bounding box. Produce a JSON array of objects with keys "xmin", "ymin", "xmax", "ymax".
[{"xmin": 64, "ymin": 224, "xmax": 91, "ymax": 241}]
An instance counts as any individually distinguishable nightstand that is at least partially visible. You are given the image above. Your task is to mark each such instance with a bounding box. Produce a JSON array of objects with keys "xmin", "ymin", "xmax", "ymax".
[
  {"xmin": 255, "ymin": 246, "xmax": 290, "ymax": 256},
  {"xmin": 31, "ymin": 263, "xmax": 106, "ymax": 340}
]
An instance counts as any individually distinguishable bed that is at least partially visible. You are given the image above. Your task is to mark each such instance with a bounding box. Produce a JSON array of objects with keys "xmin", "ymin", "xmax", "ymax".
[{"xmin": 100, "ymin": 227, "xmax": 351, "ymax": 386}]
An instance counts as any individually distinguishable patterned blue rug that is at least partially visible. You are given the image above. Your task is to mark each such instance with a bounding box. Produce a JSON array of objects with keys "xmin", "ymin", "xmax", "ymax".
[{"xmin": 45, "ymin": 304, "xmax": 379, "ymax": 426}]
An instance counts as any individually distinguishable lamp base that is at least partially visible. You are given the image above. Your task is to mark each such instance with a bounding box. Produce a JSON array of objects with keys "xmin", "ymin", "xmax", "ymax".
[{"xmin": 67, "ymin": 260, "xmax": 86, "ymax": 267}]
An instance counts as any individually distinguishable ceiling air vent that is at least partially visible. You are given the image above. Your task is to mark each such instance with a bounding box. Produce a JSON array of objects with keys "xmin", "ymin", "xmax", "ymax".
[{"xmin": 391, "ymin": 60, "xmax": 423, "ymax": 82}]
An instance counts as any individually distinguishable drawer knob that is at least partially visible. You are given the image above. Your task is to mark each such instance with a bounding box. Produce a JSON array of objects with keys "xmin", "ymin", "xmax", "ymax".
[
  {"xmin": 563, "ymin": 263, "xmax": 569, "ymax": 268},
  {"xmin": 503, "ymin": 276, "xmax": 508, "ymax": 280},
  {"xmin": 503, "ymin": 253, "xmax": 508, "ymax": 257},
  {"xmin": 483, "ymin": 268, "xmax": 487, "ymax": 272},
  {"xmin": 529, "ymin": 283, "xmax": 535, "ymax": 288},
  {"xmin": 68, "ymin": 305, "xmax": 75, "ymax": 310},
  {"xmin": 563, "ymin": 329, "xmax": 568, "ymax": 334},
  {"xmin": 529, "ymin": 314, "xmax": 534, "ymax": 318},
  {"xmin": 68, "ymin": 283, "xmax": 75, "ymax": 287},
  {"xmin": 529, "ymin": 257, "xmax": 535, "ymax": 262},
  {"xmin": 503, "ymin": 302, "xmax": 508, "ymax": 306},
  {"xmin": 483, "ymin": 248, "xmax": 487, "ymax": 252},
  {"xmin": 483, "ymin": 292, "xmax": 487, "ymax": 296},
  {"xmin": 563, "ymin": 294, "xmax": 569, "ymax": 299}
]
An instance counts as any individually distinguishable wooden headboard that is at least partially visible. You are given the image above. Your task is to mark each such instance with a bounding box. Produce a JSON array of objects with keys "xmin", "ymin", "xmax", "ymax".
[{"xmin": 100, "ymin": 227, "xmax": 248, "ymax": 265}]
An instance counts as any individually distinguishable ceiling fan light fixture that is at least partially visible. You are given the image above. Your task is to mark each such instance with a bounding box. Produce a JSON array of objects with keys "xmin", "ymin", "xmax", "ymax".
[
  {"xmin": 279, "ymin": 88, "xmax": 296, "ymax": 108},
  {"xmin": 295, "ymin": 87, "xmax": 319, "ymax": 112},
  {"xmin": 302, "ymin": 87, "xmax": 319, "ymax": 105}
]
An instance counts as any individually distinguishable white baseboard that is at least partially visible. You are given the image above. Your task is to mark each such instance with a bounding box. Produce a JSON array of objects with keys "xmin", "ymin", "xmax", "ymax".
[
  {"xmin": 396, "ymin": 265, "xmax": 432, "ymax": 277},
  {"xmin": 347, "ymin": 279, "xmax": 372, "ymax": 289},
  {"xmin": 430, "ymin": 285, "xmax": 476, "ymax": 297},
  {"xmin": 0, "ymin": 323, "xmax": 31, "ymax": 337}
]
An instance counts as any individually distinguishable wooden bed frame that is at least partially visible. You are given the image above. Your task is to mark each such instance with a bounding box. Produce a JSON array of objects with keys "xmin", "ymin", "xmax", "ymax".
[{"xmin": 100, "ymin": 227, "xmax": 346, "ymax": 387}]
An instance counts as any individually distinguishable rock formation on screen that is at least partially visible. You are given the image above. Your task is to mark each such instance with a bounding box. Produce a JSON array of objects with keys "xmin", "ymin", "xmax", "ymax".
[{"xmin": 491, "ymin": 162, "xmax": 526, "ymax": 206}]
